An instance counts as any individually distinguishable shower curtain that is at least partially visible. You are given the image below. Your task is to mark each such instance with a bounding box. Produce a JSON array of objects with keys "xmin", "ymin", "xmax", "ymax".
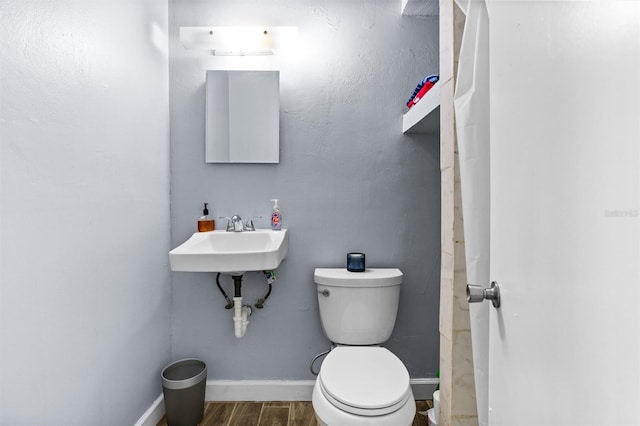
[{"xmin": 453, "ymin": 0, "xmax": 490, "ymax": 425}]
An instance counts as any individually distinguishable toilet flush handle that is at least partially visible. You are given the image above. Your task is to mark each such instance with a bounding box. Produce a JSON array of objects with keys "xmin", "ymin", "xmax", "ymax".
[{"xmin": 317, "ymin": 289, "xmax": 330, "ymax": 297}]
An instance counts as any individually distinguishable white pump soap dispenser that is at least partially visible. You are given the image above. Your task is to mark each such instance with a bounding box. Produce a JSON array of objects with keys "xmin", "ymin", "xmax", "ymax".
[{"xmin": 270, "ymin": 199, "xmax": 282, "ymax": 230}]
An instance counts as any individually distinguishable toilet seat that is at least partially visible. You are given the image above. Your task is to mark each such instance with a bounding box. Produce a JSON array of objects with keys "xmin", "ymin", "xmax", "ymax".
[{"xmin": 318, "ymin": 346, "xmax": 412, "ymax": 417}]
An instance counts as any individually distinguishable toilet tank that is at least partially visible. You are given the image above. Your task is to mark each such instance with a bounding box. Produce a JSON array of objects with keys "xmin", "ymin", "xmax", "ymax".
[{"xmin": 314, "ymin": 268, "xmax": 402, "ymax": 345}]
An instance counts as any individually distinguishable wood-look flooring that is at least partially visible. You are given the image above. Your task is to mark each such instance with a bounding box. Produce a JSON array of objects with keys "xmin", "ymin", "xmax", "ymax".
[{"xmin": 157, "ymin": 400, "xmax": 433, "ymax": 426}]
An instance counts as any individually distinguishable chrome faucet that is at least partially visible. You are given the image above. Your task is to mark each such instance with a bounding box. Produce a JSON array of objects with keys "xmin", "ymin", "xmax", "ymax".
[
  {"xmin": 230, "ymin": 215, "xmax": 244, "ymax": 232},
  {"xmin": 219, "ymin": 215, "xmax": 244, "ymax": 232},
  {"xmin": 219, "ymin": 215, "xmax": 262, "ymax": 232}
]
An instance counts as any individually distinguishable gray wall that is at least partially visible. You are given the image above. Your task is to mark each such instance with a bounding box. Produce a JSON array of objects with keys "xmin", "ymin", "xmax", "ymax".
[
  {"xmin": 0, "ymin": 1, "xmax": 171, "ymax": 424},
  {"xmin": 169, "ymin": 0, "xmax": 440, "ymax": 380}
]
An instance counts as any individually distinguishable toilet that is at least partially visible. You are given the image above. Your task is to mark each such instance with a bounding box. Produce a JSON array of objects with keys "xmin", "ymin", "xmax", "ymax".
[{"xmin": 312, "ymin": 268, "xmax": 415, "ymax": 425}]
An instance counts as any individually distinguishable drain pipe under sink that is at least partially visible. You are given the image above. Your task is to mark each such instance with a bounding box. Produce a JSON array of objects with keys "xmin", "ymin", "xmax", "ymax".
[
  {"xmin": 233, "ymin": 296, "xmax": 251, "ymax": 338},
  {"xmin": 226, "ymin": 272, "xmax": 275, "ymax": 338},
  {"xmin": 231, "ymin": 275, "xmax": 252, "ymax": 339}
]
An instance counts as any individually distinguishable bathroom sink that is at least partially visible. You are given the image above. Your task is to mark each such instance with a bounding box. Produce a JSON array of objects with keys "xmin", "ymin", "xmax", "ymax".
[{"xmin": 169, "ymin": 229, "xmax": 288, "ymax": 274}]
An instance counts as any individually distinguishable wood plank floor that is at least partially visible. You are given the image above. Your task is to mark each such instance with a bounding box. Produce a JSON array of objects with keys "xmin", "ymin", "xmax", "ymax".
[{"xmin": 157, "ymin": 400, "xmax": 433, "ymax": 425}]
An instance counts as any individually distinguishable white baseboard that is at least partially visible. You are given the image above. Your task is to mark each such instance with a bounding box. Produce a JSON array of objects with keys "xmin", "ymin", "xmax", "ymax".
[
  {"xmin": 205, "ymin": 380, "xmax": 316, "ymax": 401},
  {"xmin": 204, "ymin": 378, "xmax": 439, "ymax": 401},
  {"xmin": 134, "ymin": 394, "xmax": 164, "ymax": 426},
  {"xmin": 134, "ymin": 378, "xmax": 439, "ymax": 425},
  {"xmin": 410, "ymin": 378, "xmax": 440, "ymax": 400}
]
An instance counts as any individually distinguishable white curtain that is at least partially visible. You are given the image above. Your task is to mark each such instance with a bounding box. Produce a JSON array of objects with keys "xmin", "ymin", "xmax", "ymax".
[{"xmin": 453, "ymin": 0, "xmax": 490, "ymax": 425}]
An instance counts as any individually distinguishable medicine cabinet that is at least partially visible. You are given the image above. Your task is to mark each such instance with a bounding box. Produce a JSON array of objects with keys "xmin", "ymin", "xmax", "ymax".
[{"xmin": 205, "ymin": 70, "xmax": 280, "ymax": 163}]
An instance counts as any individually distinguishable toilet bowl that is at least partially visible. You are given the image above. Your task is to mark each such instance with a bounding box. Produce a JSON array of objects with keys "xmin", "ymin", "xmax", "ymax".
[
  {"xmin": 312, "ymin": 268, "xmax": 416, "ymax": 425},
  {"xmin": 312, "ymin": 346, "xmax": 415, "ymax": 425}
]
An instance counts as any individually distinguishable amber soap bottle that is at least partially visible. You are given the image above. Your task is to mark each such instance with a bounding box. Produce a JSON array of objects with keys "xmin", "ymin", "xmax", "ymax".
[{"xmin": 197, "ymin": 203, "xmax": 215, "ymax": 232}]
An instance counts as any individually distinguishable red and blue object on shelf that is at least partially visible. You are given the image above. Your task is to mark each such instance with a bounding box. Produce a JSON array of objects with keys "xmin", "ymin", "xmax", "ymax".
[{"xmin": 406, "ymin": 74, "xmax": 439, "ymax": 108}]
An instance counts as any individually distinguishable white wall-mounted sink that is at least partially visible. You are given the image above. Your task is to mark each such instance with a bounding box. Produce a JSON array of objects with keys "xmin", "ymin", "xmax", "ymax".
[{"xmin": 169, "ymin": 229, "xmax": 288, "ymax": 274}]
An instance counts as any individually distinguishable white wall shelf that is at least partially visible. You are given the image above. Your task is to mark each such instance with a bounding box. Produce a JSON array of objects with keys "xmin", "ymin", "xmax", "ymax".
[{"xmin": 402, "ymin": 80, "xmax": 440, "ymax": 134}]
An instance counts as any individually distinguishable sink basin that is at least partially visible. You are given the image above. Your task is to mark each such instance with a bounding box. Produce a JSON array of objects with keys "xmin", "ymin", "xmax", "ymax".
[{"xmin": 169, "ymin": 229, "xmax": 288, "ymax": 273}]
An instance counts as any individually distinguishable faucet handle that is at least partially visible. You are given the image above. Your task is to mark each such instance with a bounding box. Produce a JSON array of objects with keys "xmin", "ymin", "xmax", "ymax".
[
  {"xmin": 219, "ymin": 216, "xmax": 234, "ymax": 232},
  {"xmin": 244, "ymin": 216, "xmax": 262, "ymax": 231}
]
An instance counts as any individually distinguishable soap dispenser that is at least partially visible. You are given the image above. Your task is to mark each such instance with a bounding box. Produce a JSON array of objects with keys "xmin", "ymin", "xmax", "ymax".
[
  {"xmin": 270, "ymin": 199, "xmax": 282, "ymax": 230},
  {"xmin": 197, "ymin": 203, "xmax": 215, "ymax": 232}
]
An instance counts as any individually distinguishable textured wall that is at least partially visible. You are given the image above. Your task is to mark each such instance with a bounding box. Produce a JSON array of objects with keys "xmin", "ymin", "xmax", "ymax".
[
  {"xmin": 0, "ymin": 1, "xmax": 171, "ymax": 424},
  {"xmin": 169, "ymin": 0, "xmax": 440, "ymax": 380}
]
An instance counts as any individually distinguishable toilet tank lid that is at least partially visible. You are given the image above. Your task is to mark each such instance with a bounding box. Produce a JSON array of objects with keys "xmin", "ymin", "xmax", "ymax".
[{"xmin": 314, "ymin": 268, "xmax": 403, "ymax": 287}]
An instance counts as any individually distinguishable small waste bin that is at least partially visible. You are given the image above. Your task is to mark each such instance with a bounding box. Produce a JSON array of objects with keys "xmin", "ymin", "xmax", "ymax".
[{"xmin": 161, "ymin": 358, "xmax": 207, "ymax": 426}]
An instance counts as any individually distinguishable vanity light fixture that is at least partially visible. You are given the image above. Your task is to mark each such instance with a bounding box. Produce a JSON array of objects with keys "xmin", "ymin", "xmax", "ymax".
[{"xmin": 179, "ymin": 26, "xmax": 298, "ymax": 56}]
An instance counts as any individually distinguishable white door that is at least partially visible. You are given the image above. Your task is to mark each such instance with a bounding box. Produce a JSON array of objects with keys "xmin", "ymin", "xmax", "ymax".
[{"xmin": 486, "ymin": 2, "xmax": 639, "ymax": 425}]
